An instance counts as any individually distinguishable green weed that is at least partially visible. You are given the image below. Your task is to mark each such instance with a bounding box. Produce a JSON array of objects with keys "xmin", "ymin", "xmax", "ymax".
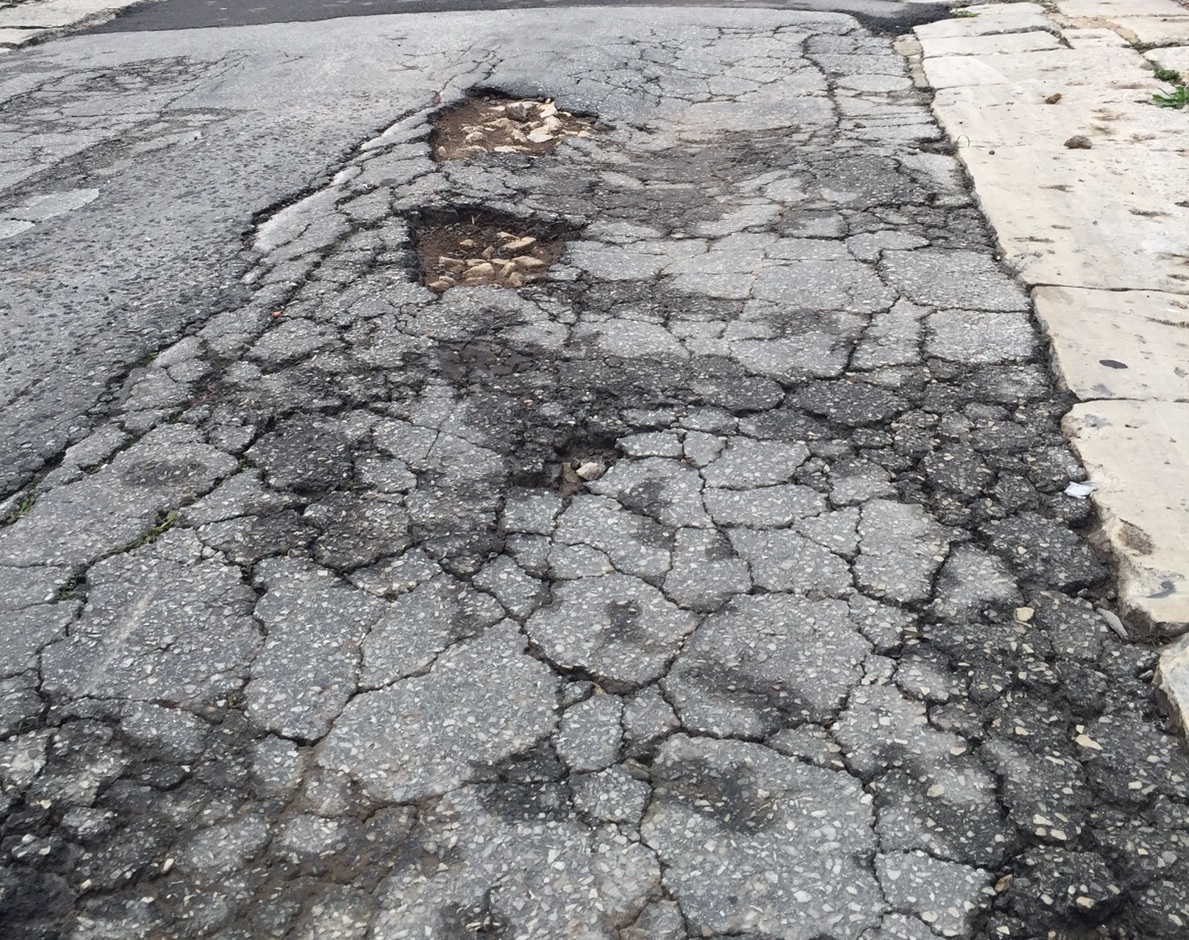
[{"xmin": 1153, "ymin": 83, "xmax": 1189, "ymax": 109}]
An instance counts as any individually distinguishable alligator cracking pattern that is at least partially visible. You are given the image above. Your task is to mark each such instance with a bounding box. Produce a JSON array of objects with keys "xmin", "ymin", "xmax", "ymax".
[{"xmin": 1, "ymin": 14, "xmax": 1187, "ymax": 940}]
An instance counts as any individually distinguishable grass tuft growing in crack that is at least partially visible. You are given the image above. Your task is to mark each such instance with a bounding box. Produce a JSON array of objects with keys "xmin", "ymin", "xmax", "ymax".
[{"xmin": 1151, "ymin": 64, "xmax": 1188, "ymax": 110}]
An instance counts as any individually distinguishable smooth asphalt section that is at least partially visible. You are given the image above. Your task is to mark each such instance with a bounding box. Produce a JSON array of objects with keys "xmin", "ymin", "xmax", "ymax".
[{"xmin": 90, "ymin": 0, "xmax": 953, "ymax": 35}]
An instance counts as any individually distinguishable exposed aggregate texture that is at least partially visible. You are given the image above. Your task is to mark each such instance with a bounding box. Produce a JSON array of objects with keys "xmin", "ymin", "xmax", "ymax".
[{"xmin": 0, "ymin": 12, "xmax": 1187, "ymax": 940}]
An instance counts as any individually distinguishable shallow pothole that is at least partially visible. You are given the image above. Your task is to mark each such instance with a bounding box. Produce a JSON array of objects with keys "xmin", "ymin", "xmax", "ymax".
[
  {"xmin": 410, "ymin": 207, "xmax": 576, "ymax": 292},
  {"xmin": 430, "ymin": 93, "xmax": 597, "ymax": 162},
  {"xmin": 547, "ymin": 439, "xmax": 620, "ymax": 496},
  {"xmin": 559, "ymin": 451, "xmax": 616, "ymax": 495}
]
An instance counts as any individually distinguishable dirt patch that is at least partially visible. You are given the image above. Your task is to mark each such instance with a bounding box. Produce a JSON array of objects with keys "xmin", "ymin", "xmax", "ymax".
[
  {"xmin": 430, "ymin": 94, "xmax": 596, "ymax": 162},
  {"xmin": 411, "ymin": 207, "xmax": 574, "ymax": 292}
]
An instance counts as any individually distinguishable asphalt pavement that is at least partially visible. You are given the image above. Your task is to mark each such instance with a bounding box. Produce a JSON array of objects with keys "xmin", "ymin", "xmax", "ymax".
[
  {"xmin": 90, "ymin": 0, "xmax": 951, "ymax": 34},
  {"xmin": 0, "ymin": 4, "xmax": 1187, "ymax": 940}
]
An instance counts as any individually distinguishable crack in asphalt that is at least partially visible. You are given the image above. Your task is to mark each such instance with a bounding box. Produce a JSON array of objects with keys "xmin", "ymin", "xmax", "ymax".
[{"xmin": 0, "ymin": 11, "xmax": 1187, "ymax": 940}]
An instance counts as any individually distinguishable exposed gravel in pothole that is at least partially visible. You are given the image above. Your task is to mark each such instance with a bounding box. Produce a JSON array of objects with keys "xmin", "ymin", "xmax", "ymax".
[
  {"xmin": 429, "ymin": 94, "xmax": 596, "ymax": 162},
  {"xmin": 410, "ymin": 207, "xmax": 574, "ymax": 292},
  {"xmin": 4, "ymin": 16, "xmax": 1189, "ymax": 940}
]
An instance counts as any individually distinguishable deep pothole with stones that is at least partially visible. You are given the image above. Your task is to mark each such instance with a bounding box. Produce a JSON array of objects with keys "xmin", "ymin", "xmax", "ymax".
[
  {"xmin": 429, "ymin": 92, "xmax": 597, "ymax": 162},
  {"xmin": 410, "ymin": 207, "xmax": 576, "ymax": 292}
]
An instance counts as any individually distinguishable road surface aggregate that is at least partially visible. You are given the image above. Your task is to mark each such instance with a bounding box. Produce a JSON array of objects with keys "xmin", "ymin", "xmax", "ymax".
[{"xmin": 0, "ymin": 7, "xmax": 1187, "ymax": 940}]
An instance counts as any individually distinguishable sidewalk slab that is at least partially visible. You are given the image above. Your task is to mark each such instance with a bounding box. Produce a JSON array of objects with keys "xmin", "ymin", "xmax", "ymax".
[
  {"xmin": 1064, "ymin": 401, "xmax": 1189, "ymax": 637},
  {"xmin": 1118, "ymin": 17, "xmax": 1189, "ymax": 45},
  {"xmin": 1056, "ymin": 0, "xmax": 1189, "ymax": 45},
  {"xmin": 0, "ymin": 27, "xmax": 48, "ymax": 45},
  {"xmin": 949, "ymin": 146, "xmax": 1189, "ymax": 293},
  {"xmin": 925, "ymin": 46, "xmax": 1188, "ymax": 148},
  {"xmin": 0, "ymin": 0, "xmax": 143, "ymax": 29},
  {"xmin": 1063, "ymin": 26, "xmax": 1132, "ymax": 47},
  {"xmin": 1035, "ymin": 286, "xmax": 1189, "ymax": 401},
  {"xmin": 920, "ymin": 30, "xmax": 1062, "ymax": 56},
  {"xmin": 1146, "ymin": 45, "xmax": 1189, "ymax": 72},
  {"xmin": 927, "ymin": 85, "xmax": 1189, "ymax": 153},
  {"xmin": 913, "ymin": 2, "xmax": 1054, "ymax": 37},
  {"xmin": 1057, "ymin": 0, "xmax": 1189, "ymax": 14}
]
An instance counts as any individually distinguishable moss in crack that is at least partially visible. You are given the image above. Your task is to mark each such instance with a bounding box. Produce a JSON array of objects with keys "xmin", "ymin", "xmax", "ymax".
[
  {"xmin": 3, "ymin": 493, "xmax": 36, "ymax": 525},
  {"xmin": 121, "ymin": 510, "xmax": 180, "ymax": 553}
]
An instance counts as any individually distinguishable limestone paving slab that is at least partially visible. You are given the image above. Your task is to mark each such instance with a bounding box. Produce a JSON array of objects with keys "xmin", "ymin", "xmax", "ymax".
[
  {"xmin": 910, "ymin": 1, "xmax": 1055, "ymax": 38},
  {"xmin": 1055, "ymin": 0, "xmax": 1189, "ymax": 46},
  {"xmin": 949, "ymin": 146, "xmax": 1189, "ymax": 293},
  {"xmin": 919, "ymin": 30, "xmax": 1063, "ymax": 57},
  {"xmin": 1057, "ymin": 0, "xmax": 1188, "ymax": 15},
  {"xmin": 0, "ymin": 7, "xmax": 1187, "ymax": 940},
  {"xmin": 0, "ymin": 26, "xmax": 46, "ymax": 44},
  {"xmin": 1034, "ymin": 286, "xmax": 1189, "ymax": 402},
  {"xmin": 1063, "ymin": 401, "xmax": 1189, "ymax": 636},
  {"xmin": 1146, "ymin": 44, "xmax": 1189, "ymax": 74},
  {"xmin": 927, "ymin": 68, "xmax": 1189, "ymax": 151},
  {"xmin": 0, "ymin": 0, "xmax": 143, "ymax": 29}
]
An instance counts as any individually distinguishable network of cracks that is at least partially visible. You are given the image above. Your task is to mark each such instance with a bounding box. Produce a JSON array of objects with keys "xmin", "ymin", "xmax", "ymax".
[{"xmin": 1, "ymin": 60, "xmax": 1187, "ymax": 940}]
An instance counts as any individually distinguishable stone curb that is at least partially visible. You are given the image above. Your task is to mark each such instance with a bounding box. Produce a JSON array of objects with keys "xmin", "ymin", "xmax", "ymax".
[{"xmin": 915, "ymin": 0, "xmax": 1189, "ymax": 736}]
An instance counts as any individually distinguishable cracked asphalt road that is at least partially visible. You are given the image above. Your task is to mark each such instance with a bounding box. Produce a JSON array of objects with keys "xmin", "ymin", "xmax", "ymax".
[{"xmin": 1, "ymin": 7, "xmax": 1188, "ymax": 940}]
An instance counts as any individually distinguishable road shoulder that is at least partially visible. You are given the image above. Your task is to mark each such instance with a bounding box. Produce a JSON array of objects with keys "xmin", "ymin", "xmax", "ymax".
[{"xmin": 914, "ymin": 0, "xmax": 1189, "ymax": 733}]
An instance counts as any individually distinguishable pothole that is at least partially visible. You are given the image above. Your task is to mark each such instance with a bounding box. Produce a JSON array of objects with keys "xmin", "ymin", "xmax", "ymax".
[
  {"xmin": 430, "ymin": 93, "xmax": 597, "ymax": 162},
  {"xmin": 559, "ymin": 451, "xmax": 615, "ymax": 495},
  {"xmin": 506, "ymin": 434, "xmax": 621, "ymax": 497},
  {"xmin": 552, "ymin": 439, "xmax": 620, "ymax": 496},
  {"xmin": 410, "ymin": 207, "xmax": 576, "ymax": 293}
]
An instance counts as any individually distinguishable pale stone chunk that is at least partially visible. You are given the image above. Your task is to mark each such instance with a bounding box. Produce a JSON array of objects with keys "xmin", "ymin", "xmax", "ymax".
[{"xmin": 1156, "ymin": 634, "xmax": 1189, "ymax": 738}]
